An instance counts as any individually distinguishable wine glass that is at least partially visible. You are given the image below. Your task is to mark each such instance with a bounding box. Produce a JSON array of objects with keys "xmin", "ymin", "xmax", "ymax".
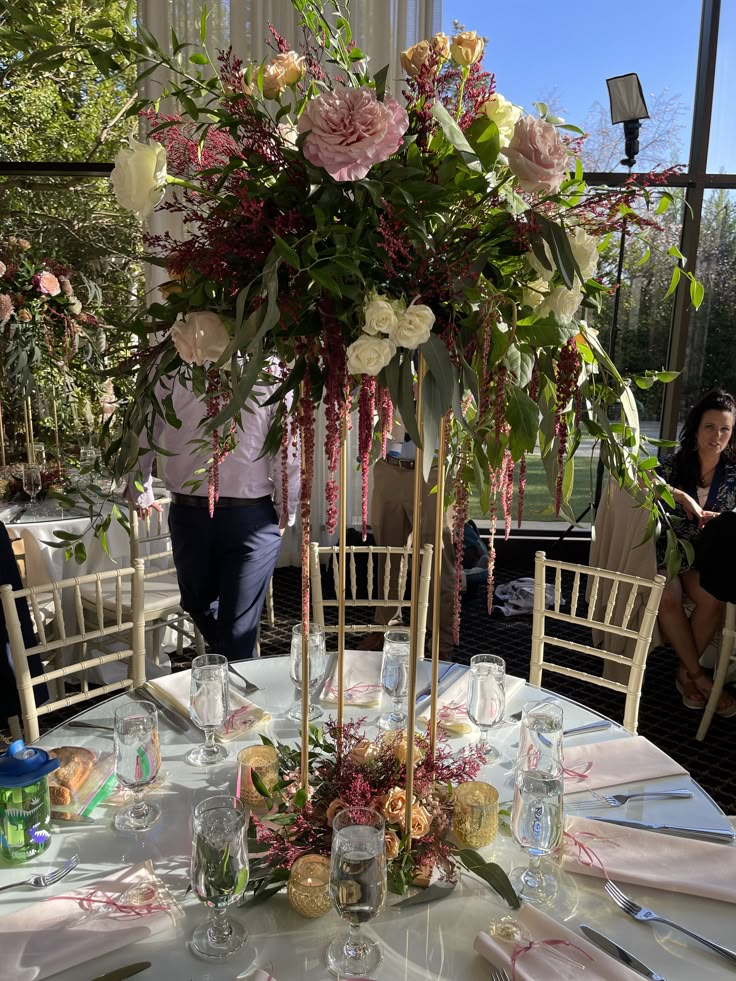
[
  {"xmin": 288, "ymin": 622, "xmax": 328, "ymax": 721},
  {"xmin": 22, "ymin": 464, "xmax": 41, "ymax": 508},
  {"xmin": 466, "ymin": 653, "xmax": 506, "ymax": 763},
  {"xmin": 517, "ymin": 700, "xmax": 563, "ymax": 768},
  {"xmin": 113, "ymin": 700, "xmax": 161, "ymax": 832},
  {"xmin": 33, "ymin": 443, "xmax": 46, "ymax": 467},
  {"xmin": 190, "ymin": 794, "xmax": 250, "ymax": 959},
  {"xmin": 377, "ymin": 628, "xmax": 410, "ymax": 730},
  {"xmin": 327, "ymin": 806, "xmax": 387, "ymax": 978},
  {"xmin": 187, "ymin": 653, "xmax": 230, "ymax": 766},
  {"xmin": 510, "ymin": 754, "xmax": 563, "ymax": 905}
]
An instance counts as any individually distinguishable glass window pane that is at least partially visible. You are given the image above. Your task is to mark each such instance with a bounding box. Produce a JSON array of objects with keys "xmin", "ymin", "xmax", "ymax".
[{"xmin": 707, "ymin": 1, "xmax": 736, "ymax": 172}]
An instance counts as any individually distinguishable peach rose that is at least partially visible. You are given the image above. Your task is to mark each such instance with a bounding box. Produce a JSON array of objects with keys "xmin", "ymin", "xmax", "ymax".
[
  {"xmin": 384, "ymin": 829, "xmax": 401, "ymax": 859},
  {"xmin": 450, "ymin": 30, "xmax": 484, "ymax": 67},
  {"xmin": 325, "ymin": 798, "xmax": 349, "ymax": 827},
  {"xmin": 408, "ymin": 802, "xmax": 431, "ymax": 839},
  {"xmin": 381, "ymin": 730, "xmax": 426, "ymax": 766},
  {"xmin": 506, "ymin": 116, "xmax": 569, "ymax": 194},
  {"xmin": 17, "ymin": 308, "xmax": 32, "ymax": 323},
  {"xmin": 431, "ymin": 32, "xmax": 450, "ymax": 60},
  {"xmin": 349, "ymin": 739, "xmax": 377, "ymax": 765},
  {"xmin": 378, "ymin": 786, "xmax": 408, "ymax": 824},
  {"xmin": 400, "ymin": 40, "xmax": 432, "ymax": 78}
]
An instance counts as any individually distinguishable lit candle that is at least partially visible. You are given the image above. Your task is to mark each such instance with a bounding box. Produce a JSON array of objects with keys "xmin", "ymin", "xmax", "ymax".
[
  {"xmin": 237, "ymin": 745, "xmax": 279, "ymax": 809},
  {"xmin": 287, "ymin": 854, "xmax": 332, "ymax": 918}
]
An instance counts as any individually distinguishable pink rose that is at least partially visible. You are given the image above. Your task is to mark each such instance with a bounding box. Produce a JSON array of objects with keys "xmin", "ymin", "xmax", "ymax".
[
  {"xmin": 298, "ymin": 87, "xmax": 409, "ymax": 182},
  {"xmin": 506, "ymin": 116, "xmax": 569, "ymax": 194},
  {"xmin": 170, "ymin": 310, "xmax": 230, "ymax": 365},
  {"xmin": 33, "ymin": 270, "xmax": 61, "ymax": 296},
  {"xmin": 0, "ymin": 261, "xmax": 6, "ymax": 277},
  {"xmin": 0, "ymin": 293, "xmax": 13, "ymax": 325}
]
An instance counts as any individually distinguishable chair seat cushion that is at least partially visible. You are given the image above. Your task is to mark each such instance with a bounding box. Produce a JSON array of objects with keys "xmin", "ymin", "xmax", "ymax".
[{"xmin": 80, "ymin": 576, "xmax": 182, "ymax": 615}]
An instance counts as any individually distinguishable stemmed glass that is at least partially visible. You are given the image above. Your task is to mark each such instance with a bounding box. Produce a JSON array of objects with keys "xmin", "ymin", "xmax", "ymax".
[
  {"xmin": 187, "ymin": 653, "xmax": 230, "ymax": 766},
  {"xmin": 510, "ymin": 754, "xmax": 564, "ymax": 905},
  {"xmin": 466, "ymin": 653, "xmax": 506, "ymax": 763},
  {"xmin": 517, "ymin": 700, "xmax": 563, "ymax": 768},
  {"xmin": 288, "ymin": 622, "xmax": 328, "ymax": 721},
  {"xmin": 377, "ymin": 628, "xmax": 410, "ymax": 730},
  {"xmin": 190, "ymin": 795, "xmax": 250, "ymax": 959},
  {"xmin": 327, "ymin": 806, "xmax": 387, "ymax": 978},
  {"xmin": 113, "ymin": 700, "xmax": 161, "ymax": 832},
  {"xmin": 22, "ymin": 464, "xmax": 41, "ymax": 508}
]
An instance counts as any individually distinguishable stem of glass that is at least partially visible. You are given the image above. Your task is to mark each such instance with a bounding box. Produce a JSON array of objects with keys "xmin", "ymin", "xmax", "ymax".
[
  {"xmin": 344, "ymin": 923, "xmax": 368, "ymax": 960},
  {"xmin": 207, "ymin": 907, "xmax": 233, "ymax": 947},
  {"xmin": 392, "ymin": 695, "xmax": 402, "ymax": 717},
  {"xmin": 130, "ymin": 790, "xmax": 148, "ymax": 821},
  {"xmin": 203, "ymin": 727, "xmax": 217, "ymax": 758},
  {"xmin": 523, "ymin": 853, "xmax": 543, "ymax": 891}
]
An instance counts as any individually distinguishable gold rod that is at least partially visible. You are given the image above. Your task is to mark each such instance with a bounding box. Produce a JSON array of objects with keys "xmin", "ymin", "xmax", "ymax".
[
  {"xmin": 52, "ymin": 387, "xmax": 61, "ymax": 464},
  {"xmin": 428, "ymin": 414, "xmax": 447, "ymax": 758},
  {"xmin": 23, "ymin": 398, "xmax": 31, "ymax": 464},
  {"xmin": 26, "ymin": 397, "xmax": 35, "ymax": 463},
  {"xmin": 336, "ymin": 411, "xmax": 348, "ymax": 732},
  {"xmin": 0, "ymin": 394, "xmax": 5, "ymax": 467},
  {"xmin": 300, "ymin": 387, "xmax": 310, "ymax": 790}
]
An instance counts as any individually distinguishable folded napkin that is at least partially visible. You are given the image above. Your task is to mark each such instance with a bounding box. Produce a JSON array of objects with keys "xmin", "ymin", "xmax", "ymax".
[
  {"xmin": 150, "ymin": 671, "xmax": 270, "ymax": 741},
  {"xmin": 0, "ymin": 862, "xmax": 182, "ymax": 981},
  {"xmin": 320, "ymin": 650, "xmax": 384, "ymax": 707},
  {"xmin": 419, "ymin": 672, "xmax": 526, "ymax": 735},
  {"xmin": 474, "ymin": 902, "xmax": 642, "ymax": 980},
  {"xmin": 564, "ymin": 735, "xmax": 687, "ymax": 792},
  {"xmin": 562, "ymin": 814, "xmax": 736, "ymax": 903}
]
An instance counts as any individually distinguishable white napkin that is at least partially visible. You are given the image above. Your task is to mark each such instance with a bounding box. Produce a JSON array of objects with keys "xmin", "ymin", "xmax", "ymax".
[
  {"xmin": 320, "ymin": 650, "xmax": 384, "ymax": 707},
  {"xmin": 150, "ymin": 670, "xmax": 269, "ymax": 741},
  {"xmin": 564, "ymin": 735, "xmax": 688, "ymax": 792}
]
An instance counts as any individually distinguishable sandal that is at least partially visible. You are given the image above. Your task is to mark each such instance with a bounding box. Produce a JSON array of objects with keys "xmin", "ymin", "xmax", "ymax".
[{"xmin": 676, "ymin": 666, "xmax": 736, "ymax": 717}]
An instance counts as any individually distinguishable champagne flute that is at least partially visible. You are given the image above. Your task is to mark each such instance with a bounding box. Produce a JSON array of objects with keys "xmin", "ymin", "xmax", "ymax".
[
  {"xmin": 517, "ymin": 700, "xmax": 563, "ymax": 768},
  {"xmin": 187, "ymin": 653, "xmax": 229, "ymax": 766},
  {"xmin": 288, "ymin": 622, "xmax": 327, "ymax": 721},
  {"xmin": 23, "ymin": 464, "xmax": 41, "ymax": 508},
  {"xmin": 327, "ymin": 806, "xmax": 386, "ymax": 978},
  {"xmin": 466, "ymin": 653, "xmax": 506, "ymax": 763},
  {"xmin": 377, "ymin": 628, "xmax": 410, "ymax": 730},
  {"xmin": 113, "ymin": 700, "xmax": 161, "ymax": 832},
  {"xmin": 190, "ymin": 794, "xmax": 250, "ymax": 959},
  {"xmin": 510, "ymin": 754, "xmax": 563, "ymax": 905}
]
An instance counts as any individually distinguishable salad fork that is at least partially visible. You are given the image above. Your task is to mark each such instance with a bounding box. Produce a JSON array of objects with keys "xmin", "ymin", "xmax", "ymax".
[
  {"xmin": 0, "ymin": 853, "xmax": 79, "ymax": 892},
  {"xmin": 568, "ymin": 789, "xmax": 693, "ymax": 809},
  {"xmin": 488, "ymin": 969, "xmax": 511, "ymax": 981},
  {"xmin": 604, "ymin": 879, "xmax": 736, "ymax": 965}
]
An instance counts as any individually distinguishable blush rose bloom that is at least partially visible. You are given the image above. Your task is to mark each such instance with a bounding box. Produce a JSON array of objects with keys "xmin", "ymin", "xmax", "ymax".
[
  {"xmin": 171, "ymin": 311, "xmax": 230, "ymax": 365},
  {"xmin": 325, "ymin": 798, "xmax": 349, "ymax": 827},
  {"xmin": 407, "ymin": 802, "xmax": 431, "ymax": 839},
  {"xmin": 34, "ymin": 271, "xmax": 61, "ymax": 296},
  {"xmin": 346, "ymin": 333, "xmax": 395, "ymax": 376},
  {"xmin": 480, "ymin": 93, "xmax": 522, "ymax": 148},
  {"xmin": 298, "ymin": 87, "xmax": 409, "ymax": 182},
  {"xmin": 111, "ymin": 137, "xmax": 168, "ymax": 219},
  {"xmin": 389, "ymin": 300, "xmax": 435, "ymax": 349},
  {"xmin": 431, "ymin": 32, "xmax": 450, "ymax": 60},
  {"xmin": 379, "ymin": 787, "xmax": 408, "ymax": 823},
  {"xmin": 506, "ymin": 116, "xmax": 569, "ymax": 194}
]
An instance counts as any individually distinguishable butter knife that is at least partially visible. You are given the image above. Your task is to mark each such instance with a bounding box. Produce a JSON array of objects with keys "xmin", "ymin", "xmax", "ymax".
[
  {"xmin": 50, "ymin": 810, "xmax": 95, "ymax": 824},
  {"xmin": 414, "ymin": 662, "xmax": 456, "ymax": 704},
  {"xmin": 133, "ymin": 684, "xmax": 190, "ymax": 734},
  {"xmin": 590, "ymin": 815, "xmax": 736, "ymax": 843},
  {"xmin": 580, "ymin": 924, "xmax": 668, "ymax": 981},
  {"xmin": 88, "ymin": 961, "xmax": 151, "ymax": 981}
]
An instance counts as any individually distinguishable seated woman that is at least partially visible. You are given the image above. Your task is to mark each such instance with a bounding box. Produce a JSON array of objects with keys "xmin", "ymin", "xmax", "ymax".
[{"xmin": 656, "ymin": 388, "xmax": 736, "ymax": 717}]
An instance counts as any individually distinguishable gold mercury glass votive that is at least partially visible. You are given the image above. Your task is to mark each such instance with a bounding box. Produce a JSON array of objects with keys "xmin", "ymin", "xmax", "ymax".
[
  {"xmin": 237, "ymin": 745, "xmax": 279, "ymax": 809},
  {"xmin": 453, "ymin": 780, "xmax": 499, "ymax": 847},
  {"xmin": 287, "ymin": 854, "xmax": 333, "ymax": 918}
]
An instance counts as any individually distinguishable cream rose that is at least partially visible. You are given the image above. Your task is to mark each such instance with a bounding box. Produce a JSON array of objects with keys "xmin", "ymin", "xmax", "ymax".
[
  {"xmin": 384, "ymin": 829, "xmax": 401, "ymax": 860},
  {"xmin": 363, "ymin": 295, "xmax": 399, "ymax": 336},
  {"xmin": 506, "ymin": 116, "xmax": 569, "ymax": 195},
  {"xmin": 567, "ymin": 226, "xmax": 599, "ymax": 284},
  {"xmin": 68, "ymin": 298, "xmax": 83, "ymax": 316},
  {"xmin": 400, "ymin": 40, "xmax": 432, "ymax": 78},
  {"xmin": 346, "ymin": 333, "xmax": 395, "ymax": 376},
  {"xmin": 349, "ymin": 739, "xmax": 377, "ymax": 765},
  {"xmin": 450, "ymin": 30, "xmax": 484, "ymax": 66},
  {"xmin": 111, "ymin": 137, "xmax": 167, "ymax": 219},
  {"xmin": 431, "ymin": 32, "xmax": 450, "ymax": 60},
  {"xmin": 538, "ymin": 286, "xmax": 583, "ymax": 325},
  {"xmin": 262, "ymin": 50, "xmax": 305, "ymax": 98},
  {"xmin": 171, "ymin": 310, "xmax": 230, "ymax": 365},
  {"xmin": 480, "ymin": 93, "xmax": 522, "ymax": 148},
  {"xmin": 389, "ymin": 300, "xmax": 435, "ymax": 349},
  {"xmin": 408, "ymin": 802, "xmax": 432, "ymax": 839},
  {"xmin": 522, "ymin": 276, "xmax": 547, "ymax": 311},
  {"xmin": 325, "ymin": 798, "xmax": 349, "ymax": 827}
]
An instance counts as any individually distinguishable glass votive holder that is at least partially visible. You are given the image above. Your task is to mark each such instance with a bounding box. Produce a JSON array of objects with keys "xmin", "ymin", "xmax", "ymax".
[
  {"xmin": 453, "ymin": 780, "xmax": 499, "ymax": 848},
  {"xmin": 287, "ymin": 854, "xmax": 332, "ymax": 918},
  {"xmin": 237, "ymin": 745, "xmax": 279, "ymax": 809}
]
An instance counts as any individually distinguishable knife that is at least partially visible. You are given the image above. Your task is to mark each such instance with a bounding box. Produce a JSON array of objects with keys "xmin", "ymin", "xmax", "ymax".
[
  {"xmin": 133, "ymin": 684, "xmax": 190, "ymax": 734},
  {"xmin": 88, "ymin": 961, "xmax": 151, "ymax": 981},
  {"xmin": 414, "ymin": 662, "xmax": 456, "ymax": 704},
  {"xmin": 67, "ymin": 720, "xmax": 114, "ymax": 732},
  {"xmin": 50, "ymin": 810, "xmax": 95, "ymax": 824},
  {"xmin": 590, "ymin": 815, "xmax": 736, "ymax": 843},
  {"xmin": 9, "ymin": 505, "xmax": 27, "ymax": 523},
  {"xmin": 415, "ymin": 663, "xmax": 463, "ymax": 712},
  {"xmin": 580, "ymin": 924, "xmax": 668, "ymax": 981}
]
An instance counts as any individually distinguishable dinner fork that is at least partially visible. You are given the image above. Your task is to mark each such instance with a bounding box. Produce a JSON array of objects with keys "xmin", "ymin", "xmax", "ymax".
[
  {"xmin": 228, "ymin": 664, "xmax": 260, "ymax": 696},
  {"xmin": 0, "ymin": 853, "xmax": 79, "ymax": 892},
  {"xmin": 568, "ymin": 789, "xmax": 693, "ymax": 809},
  {"xmin": 488, "ymin": 968, "xmax": 511, "ymax": 981},
  {"xmin": 604, "ymin": 879, "xmax": 736, "ymax": 965}
]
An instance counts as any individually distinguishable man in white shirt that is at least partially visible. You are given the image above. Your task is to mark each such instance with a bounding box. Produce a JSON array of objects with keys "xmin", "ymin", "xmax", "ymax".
[{"xmin": 129, "ymin": 375, "xmax": 300, "ymax": 661}]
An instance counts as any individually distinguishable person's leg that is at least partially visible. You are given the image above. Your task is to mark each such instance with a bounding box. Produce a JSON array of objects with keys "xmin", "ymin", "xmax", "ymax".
[
  {"xmin": 168, "ymin": 504, "xmax": 219, "ymax": 649},
  {"xmin": 419, "ymin": 470, "xmax": 456, "ymax": 655},
  {"xmin": 370, "ymin": 461, "xmax": 412, "ymax": 628},
  {"xmin": 681, "ymin": 568, "xmax": 734, "ymax": 713},
  {"xmin": 214, "ymin": 501, "xmax": 282, "ymax": 660}
]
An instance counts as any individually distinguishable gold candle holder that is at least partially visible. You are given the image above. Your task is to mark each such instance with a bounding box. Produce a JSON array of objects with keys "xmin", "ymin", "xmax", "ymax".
[
  {"xmin": 287, "ymin": 854, "xmax": 332, "ymax": 918},
  {"xmin": 452, "ymin": 780, "xmax": 499, "ymax": 848},
  {"xmin": 237, "ymin": 745, "xmax": 279, "ymax": 809}
]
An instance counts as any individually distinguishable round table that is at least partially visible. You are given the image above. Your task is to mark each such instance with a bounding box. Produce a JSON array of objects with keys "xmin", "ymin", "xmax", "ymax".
[{"xmin": 0, "ymin": 656, "xmax": 734, "ymax": 981}]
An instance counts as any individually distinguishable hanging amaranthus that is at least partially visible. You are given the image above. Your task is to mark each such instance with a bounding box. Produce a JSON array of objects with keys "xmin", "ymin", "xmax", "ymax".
[
  {"xmin": 205, "ymin": 369, "xmax": 236, "ymax": 518},
  {"xmin": 554, "ymin": 339, "xmax": 581, "ymax": 517},
  {"xmin": 357, "ymin": 374, "xmax": 376, "ymax": 540}
]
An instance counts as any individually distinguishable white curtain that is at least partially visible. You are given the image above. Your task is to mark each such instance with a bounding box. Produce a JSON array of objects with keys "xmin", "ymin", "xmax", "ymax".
[{"xmin": 137, "ymin": 0, "xmax": 441, "ymax": 562}]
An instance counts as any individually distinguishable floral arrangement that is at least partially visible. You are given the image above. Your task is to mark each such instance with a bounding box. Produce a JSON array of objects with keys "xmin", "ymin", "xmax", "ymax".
[
  {"xmin": 0, "ymin": 463, "xmax": 67, "ymax": 502},
  {"xmin": 244, "ymin": 720, "xmax": 519, "ymax": 905}
]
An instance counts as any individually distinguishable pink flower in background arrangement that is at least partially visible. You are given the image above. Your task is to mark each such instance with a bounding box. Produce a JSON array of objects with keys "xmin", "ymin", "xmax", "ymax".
[
  {"xmin": 0, "ymin": 293, "xmax": 13, "ymax": 324},
  {"xmin": 297, "ymin": 87, "xmax": 409, "ymax": 182},
  {"xmin": 0, "ymin": 261, "xmax": 6, "ymax": 277},
  {"xmin": 33, "ymin": 270, "xmax": 61, "ymax": 296},
  {"xmin": 506, "ymin": 115, "xmax": 569, "ymax": 194}
]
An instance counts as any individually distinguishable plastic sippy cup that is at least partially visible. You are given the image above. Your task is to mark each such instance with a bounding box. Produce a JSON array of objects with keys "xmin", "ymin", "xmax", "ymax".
[{"xmin": 0, "ymin": 740, "xmax": 59, "ymax": 862}]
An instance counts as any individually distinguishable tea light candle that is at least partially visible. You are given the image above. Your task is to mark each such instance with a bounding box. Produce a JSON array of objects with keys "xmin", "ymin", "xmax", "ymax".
[
  {"xmin": 452, "ymin": 780, "xmax": 499, "ymax": 848},
  {"xmin": 237, "ymin": 745, "xmax": 279, "ymax": 809},
  {"xmin": 287, "ymin": 854, "xmax": 332, "ymax": 918}
]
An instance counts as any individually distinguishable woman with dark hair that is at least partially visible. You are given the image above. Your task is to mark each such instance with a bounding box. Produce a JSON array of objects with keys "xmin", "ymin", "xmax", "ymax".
[{"xmin": 657, "ymin": 388, "xmax": 736, "ymax": 716}]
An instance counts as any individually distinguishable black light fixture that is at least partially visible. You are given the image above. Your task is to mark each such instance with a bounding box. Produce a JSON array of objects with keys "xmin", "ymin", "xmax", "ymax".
[{"xmin": 606, "ymin": 73, "xmax": 650, "ymax": 168}]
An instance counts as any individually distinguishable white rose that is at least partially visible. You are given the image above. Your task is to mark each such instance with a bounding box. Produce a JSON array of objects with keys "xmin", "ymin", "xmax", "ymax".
[
  {"xmin": 567, "ymin": 226, "xmax": 599, "ymax": 284},
  {"xmin": 110, "ymin": 137, "xmax": 167, "ymax": 219},
  {"xmin": 171, "ymin": 310, "xmax": 230, "ymax": 365},
  {"xmin": 389, "ymin": 300, "xmax": 435, "ymax": 349},
  {"xmin": 526, "ymin": 243, "xmax": 554, "ymax": 282},
  {"xmin": 67, "ymin": 298, "xmax": 83, "ymax": 316},
  {"xmin": 480, "ymin": 93, "xmax": 522, "ymax": 148},
  {"xmin": 363, "ymin": 296, "xmax": 398, "ymax": 336},
  {"xmin": 538, "ymin": 286, "xmax": 583, "ymax": 325},
  {"xmin": 522, "ymin": 277, "xmax": 547, "ymax": 311},
  {"xmin": 346, "ymin": 333, "xmax": 396, "ymax": 376}
]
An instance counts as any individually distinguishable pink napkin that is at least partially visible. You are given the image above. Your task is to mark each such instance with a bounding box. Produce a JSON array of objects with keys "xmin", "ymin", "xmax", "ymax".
[
  {"xmin": 320, "ymin": 650, "xmax": 384, "ymax": 707},
  {"xmin": 562, "ymin": 814, "xmax": 736, "ymax": 903},
  {"xmin": 0, "ymin": 862, "xmax": 182, "ymax": 981},
  {"xmin": 564, "ymin": 735, "xmax": 687, "ymax": 792},
  {"xmin": 419, "ymin": 673, "xmax": 526, "ymax": 734},
  {"xmin": 474, "ymin": 902, "xmax": 643, "ymax": 980}
]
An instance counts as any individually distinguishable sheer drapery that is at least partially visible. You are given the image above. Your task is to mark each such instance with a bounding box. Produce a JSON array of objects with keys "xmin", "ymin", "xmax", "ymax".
[{"xmin": 137, "ymin": 0, "xmax": 441, "ymax": 560}]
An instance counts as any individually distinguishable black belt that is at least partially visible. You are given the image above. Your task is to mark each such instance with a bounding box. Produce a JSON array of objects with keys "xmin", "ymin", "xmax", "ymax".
[
  {"xmin": 171, "ymin": 492, "xmax": 271, "ymax": 509},
  {"xmin": 385, "ymin": 456, "xmax": 415, "ymax": 470}
]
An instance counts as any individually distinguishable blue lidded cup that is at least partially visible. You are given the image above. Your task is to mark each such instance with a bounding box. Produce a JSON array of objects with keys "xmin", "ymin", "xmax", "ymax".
[{"xmin": 0, "ymin": 740, "xmax": 59, "ymax": 862}]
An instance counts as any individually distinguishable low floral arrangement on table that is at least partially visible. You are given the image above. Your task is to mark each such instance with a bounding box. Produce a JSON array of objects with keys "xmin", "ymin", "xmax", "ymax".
[
  {"xmin": 243, "ymin": 720, "xmax": 519, "ymax": 907},
  {"xmin": 0, "ymin": 463, "xmax": 67, "ymax": 503}
]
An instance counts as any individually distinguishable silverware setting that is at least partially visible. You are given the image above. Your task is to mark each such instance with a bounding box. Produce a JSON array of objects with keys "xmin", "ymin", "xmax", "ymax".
[
  {"xmin": 67, "ymin": 720, "xmax": 114, "ymax": 732},
  {"xmin": 604, "ymin": 879, "xmax": 736, "ymax": 965},
  {"xmin": 227, "ymin": 664, "xmax": 260, "ymax": 696},
  {"xmin": 580, "ymin": 923, "xmax": 668, "ymax": 981},
  {"xmin": 132, "ymin": 683, "xmax": 189, "ymax": 733},
  {"xmin": 488, "ymin": 968, "xmax": 511, "ymax": 981},
  {"xmin": 590, "ymin": 816, "xmax": 736, "ymax": 842},
  {"xmin": 567, "ymin": 789, "xmax": 694, "ymax": 809},
  {"xmin": 88, "ymin": 960, "xmax": 152, "ymax": 981},
  {"xmin": 0, "ymin": 852, "xmax": 79, "ymax": 892}
]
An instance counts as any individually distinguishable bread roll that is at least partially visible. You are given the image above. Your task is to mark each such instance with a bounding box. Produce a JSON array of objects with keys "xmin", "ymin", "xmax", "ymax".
[{"xmin": 48, "ymin": 746, "xmax": 95, "ymax": 806}]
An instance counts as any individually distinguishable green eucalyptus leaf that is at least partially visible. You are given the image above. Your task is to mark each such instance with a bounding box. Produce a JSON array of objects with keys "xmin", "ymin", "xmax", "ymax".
[{"xmin": 456, "ymin": 849, "xmax": 520, "ymax": 908}]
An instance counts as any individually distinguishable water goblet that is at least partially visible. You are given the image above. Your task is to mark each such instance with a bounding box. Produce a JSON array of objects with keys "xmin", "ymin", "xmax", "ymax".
[
  {"xmin": 327, "ymin": 806, "xmax": 387, "ymax": 978},
  {"xmin": 288, "ymin": 623, "xmax": 328, "ymax": 721},
  {"xmin": 517, "ymin": 700, "xmax": 563, "ymax": 768},
  {"xmin": 187, "ymin": 653, "xmax": 230, "ymax": 766},
  {"xmin": 510, "ymin": 754, "xmax": 563, "ymax": 905},
  {"xmin": 190, "ymin": 794, "xmax": 250, "ymax": 959},
  {"xmin": 33, "ymin": 443, "xmax": 46, "ymax": 467},
  {"xmin": 22, "ymin": 464, "xmax": 41, "ymax": 508},
  {"xmin": 377, "ymin": 628, "xmax": 410, "ymax": 730},
  {"xmin": 113, "ymin": 700, "xmax": 161, "ymax": 832},
  {"xmin": 466, "ymin": 653, "xmax": 506, "ymax": 763}
]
